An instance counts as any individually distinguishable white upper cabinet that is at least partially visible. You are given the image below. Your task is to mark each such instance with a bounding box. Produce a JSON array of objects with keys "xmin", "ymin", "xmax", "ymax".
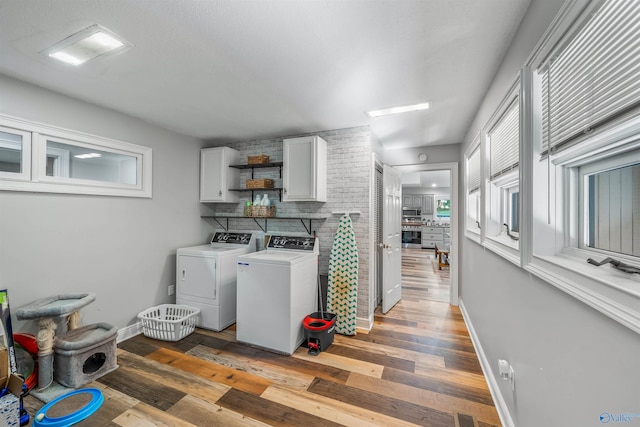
[
  {"xmin": 282, "ymin": 136, "xmax": 327, "ymax": 202},
  {"xmin": 200, "ymin": 146, "xmax": 240, "ymax": 202},
  {"xmin": 402, "ymin": 194, "xmax": 424, "ymax": 209},
  {"xmin": 422, "ymin": 194, "xmax": 434, "ymax": 213}
]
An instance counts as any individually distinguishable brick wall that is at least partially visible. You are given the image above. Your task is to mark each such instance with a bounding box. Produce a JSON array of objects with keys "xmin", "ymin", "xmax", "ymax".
[{"xmin": 206, "ymin": 126, "xmax": 373, "ymax": 319}]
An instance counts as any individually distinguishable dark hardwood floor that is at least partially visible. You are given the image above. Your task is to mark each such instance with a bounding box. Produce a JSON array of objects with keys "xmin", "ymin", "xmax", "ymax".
[{"xmin": 24, "ymin": 248, "xmax": 499, "ymax": 426}]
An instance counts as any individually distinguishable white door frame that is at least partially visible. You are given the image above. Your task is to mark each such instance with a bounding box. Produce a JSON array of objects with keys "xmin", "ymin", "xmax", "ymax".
[{"xmin": 395, "ymin": 162, "xmax": 459, "ymax": 306}]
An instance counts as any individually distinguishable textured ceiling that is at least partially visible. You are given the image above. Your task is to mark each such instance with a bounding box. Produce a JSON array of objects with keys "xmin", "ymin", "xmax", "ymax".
[{"xmin": 0, "ymin": 0, "xmax": 531, "ymax": 149}]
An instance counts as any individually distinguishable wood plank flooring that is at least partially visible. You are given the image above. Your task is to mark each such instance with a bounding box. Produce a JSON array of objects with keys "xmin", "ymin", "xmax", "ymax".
[{"xmin": 24, "ymin": 248, "xmax": 499, "ymax": 426}]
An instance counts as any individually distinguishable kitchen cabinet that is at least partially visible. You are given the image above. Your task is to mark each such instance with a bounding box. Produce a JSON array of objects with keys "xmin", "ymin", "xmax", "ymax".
[
  {"xmin": 421, "ymin": 227, "xmax": 443, "ymax": 249},
  {"xmin": 200, "ymin": 147, "xmax": 240, "ymax": 203},
  {"xmin": 403, "ymin": 194, "xmax": 423, "ymax": 208},
  {"xmin": 422, "ymin": 194, "xmax": 434, "ymax": 214},
  {"xmin": 421, "ymin": 226, "xmax": 449, "ymax": 249},
  {"xmin": 282, "ymin": 136, "xmax": 327, "ymax": 202}
]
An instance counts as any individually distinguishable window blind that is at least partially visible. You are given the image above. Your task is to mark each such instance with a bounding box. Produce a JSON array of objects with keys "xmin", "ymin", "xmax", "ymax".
[
  {"xmin": 489, "ymin": 98, "xmax": 519, "ymax": 180},
  {"xmin": 542, "ymin": 0, "xmax": 640, "ymax": 153},
  {"xmin": 468, "ymin": 146, "xmax": 481, "ymax": 193}
]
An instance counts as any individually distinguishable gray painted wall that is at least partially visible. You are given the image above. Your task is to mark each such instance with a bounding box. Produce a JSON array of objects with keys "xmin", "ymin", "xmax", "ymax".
[
  {"xmin": 459, "ymin": 1, "xmax": 640, "ymax": 426},
  {"xmin": 0, "ymin": 74, "xmax": 206, "ymax": 333}
]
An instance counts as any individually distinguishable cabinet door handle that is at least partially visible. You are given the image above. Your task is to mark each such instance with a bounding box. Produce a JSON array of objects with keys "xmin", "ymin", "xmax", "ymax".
[
  {"xmin": 181, "ymin": 269, "xmax": 186, "ymax": 281},
  {"xmin": 219, "ymin": 190, "xmax": 222, "ymax": 196}
]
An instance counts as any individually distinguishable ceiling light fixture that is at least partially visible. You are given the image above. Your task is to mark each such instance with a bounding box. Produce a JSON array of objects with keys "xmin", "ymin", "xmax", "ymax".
[
  {"xmin": 366, "ymin": 102, "xmax": 430, "ymax": 118},
  {"xmin": 432, "ymin": 183, "xmax": 437, "ymax": 187},
  {"xmin": 43, "ymin": 24, "xmax": 129, "ymax": 66}
]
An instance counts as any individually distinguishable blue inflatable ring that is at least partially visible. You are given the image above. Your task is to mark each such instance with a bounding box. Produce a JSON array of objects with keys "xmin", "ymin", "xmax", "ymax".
[{"xmin": 33, "ymin": 388, "xmax": 104, "ymax": 427}]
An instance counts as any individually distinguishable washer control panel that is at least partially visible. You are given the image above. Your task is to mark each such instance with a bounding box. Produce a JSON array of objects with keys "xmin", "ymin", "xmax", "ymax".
[
  {"xmin": 267, "ymin": 235, "xmax": 317, "ymax": 251},
  {"xmin": 211, "ymin": 232, "xmax": 253, "ymax": 245}
]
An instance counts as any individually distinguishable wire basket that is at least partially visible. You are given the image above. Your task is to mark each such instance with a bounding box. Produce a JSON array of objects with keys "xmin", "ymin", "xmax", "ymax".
[
  {"xmin": 246, "ymin": 178, "xmax": 274, "ymax": 189},
  {"xmin": 247, "ymin": 154, "xmax": 270, "ymax": 164},
  {"xmin": 137, "ymin": 304, "xmax": 200, "ymax": 342},
  {"xmin": 251, "ymin": 206, "xmax": 276, "ymax": 217}
]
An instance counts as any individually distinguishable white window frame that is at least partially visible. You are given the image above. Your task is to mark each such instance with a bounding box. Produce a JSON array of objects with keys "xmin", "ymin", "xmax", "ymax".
[
  {"xmin": 524, "ymin": 0, "xmax": 640, "ymax": 334},
  {"xmin": 35, "ymin": 134, "xmax": 142, "ymax": 188},
  {"xmin": 506, "ymin": 185, "xmax": 520, "ymax": 237},
  {"xmin": 464, "ymin": 133, "xmax": 482, "ymax": 243},
  {"xmin": 482, "ymin": 75, "xmax": 521, "ymax": 264},
  {"xmin": 578, "ymin": 150, "xmax": 640, "ymax": 255},
  {"xmin": 0, "ymin": 125, "xmax": 32, "ymax": 182},
  {"xmin": 45, "ymin": 146, "xmax": 70, "ymax": 178},
  {"xmin": 0, "ymin": 115, "xmax": 152, "ymax": 198}
]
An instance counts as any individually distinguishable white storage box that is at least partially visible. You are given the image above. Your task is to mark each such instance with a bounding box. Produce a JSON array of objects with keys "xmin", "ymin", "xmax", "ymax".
[{"xmin": 137, "ymin": 304, "xmax": 200, "ymax": 341}]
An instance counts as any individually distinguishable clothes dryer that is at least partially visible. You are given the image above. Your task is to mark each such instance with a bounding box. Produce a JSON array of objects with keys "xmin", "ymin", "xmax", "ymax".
[
  {"xmin": 176, "ymin": 232, "xmax": 255, "ymax": 331},
  {"xmin": 236, "ymin": 235, "xmax": 318, "ymax": 355}
]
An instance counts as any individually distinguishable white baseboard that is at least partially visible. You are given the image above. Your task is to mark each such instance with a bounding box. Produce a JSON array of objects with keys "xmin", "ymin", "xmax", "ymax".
[
  {"xmin": 117, "ymin": 321, "xmax": 142, "ymax": 343},
  {"xmin": 356, "ymin": 315, "xmax": 373, "ymax": 331},
  {"xmin": 459, "ymin": 298, "xmax": 515, "ymax": 427}
]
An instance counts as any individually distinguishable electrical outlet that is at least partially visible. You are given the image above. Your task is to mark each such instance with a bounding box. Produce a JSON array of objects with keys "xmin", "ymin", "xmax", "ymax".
[
  {"xmin": 498, "ymin": 359, "xmax": 515, "ymax": 390},
  {"xmin": 168, "ymin": 284, "xmax": 175, "ymax": 296},
  {"xmin": 509, "ymin": 365, "xmax": 515, "ymax": 390}
]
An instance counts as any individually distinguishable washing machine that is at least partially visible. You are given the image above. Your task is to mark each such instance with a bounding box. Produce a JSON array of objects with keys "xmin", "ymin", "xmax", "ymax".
[
  {"xmin": 236, "ymin": 235, "xmax": 319, "ymax": 355},
  {"xmin": 176, "ymin": 232, "xmax": 255, "ymax": 331}
]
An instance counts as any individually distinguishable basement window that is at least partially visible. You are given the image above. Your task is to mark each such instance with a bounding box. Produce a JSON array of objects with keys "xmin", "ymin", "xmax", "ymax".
[
  {"xmin": 0, "ymin": 126, "xmax": 32, "ymax": 182},
  {"xmin": 0, "ymin": 115, "xmax": 152, "ymax": 198},
  {"xmin": 464, "ymin": 135, "xmax": 481, "ymax": 242},
  {"xmin": 482, "ymin": 76, "xmax": 521, "ymax": 264},
  {"xmin": 583, "ymin": 159, "xmax": 640, "ymax": 257},
  {"xmin": 525, "ymin": 0, "xmax": 640, "ymax": 334}
]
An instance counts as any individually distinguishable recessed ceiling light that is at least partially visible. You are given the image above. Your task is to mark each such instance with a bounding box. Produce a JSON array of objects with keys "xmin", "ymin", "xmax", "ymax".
[
  {"xmin": 74, "ymin": 153, "xmax": 102, "ymax": 159},
  {"xmin": 366, "ymin": 102, "xmax": 430, "ymax": 118},
  {"xmin": 432, "ymin": 183, "xmax": 437, "ymax": 187},
  {"xmin": 43, "ymin": 24, "xmax": 129, "ymax": 66}
]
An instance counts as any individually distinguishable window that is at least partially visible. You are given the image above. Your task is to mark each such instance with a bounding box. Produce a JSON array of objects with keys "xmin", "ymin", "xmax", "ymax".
[
  {"xmin": 465, "ymin": 135, "xmax": 481, "ymax": 240},
  {"xmin": 581, "ymin": 154, "xmax": 640, "ymax": 257},
  {"xmin": 40, "ymin": 137, "xmax": 138, "ymax": 186},
  {"xmin": 509, "ymin": 190, "xmax": 519, "ymax": 234},
  {"xmin": 527, "ymin": 0, "xmax": 640, "ymax": 334},
  {"xmin": 436, "ymin": 198, "xmax": 451, "ymax": 218},
  {"xmin": 0, "ymin": 115, "xmax": 152, "ymax": 197},
  {"xmin": 0, "ymin": 126, "xmax": 31, "ymax": 182},
  {"xmin": 483, "ymin": 77, "xmax": 521, "ymax": 261}
]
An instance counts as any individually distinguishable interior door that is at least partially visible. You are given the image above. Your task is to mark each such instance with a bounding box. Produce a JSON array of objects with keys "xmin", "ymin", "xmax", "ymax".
[{"xmin": 382, "ymin": 164, "xmax": 402, "ymax": 313}]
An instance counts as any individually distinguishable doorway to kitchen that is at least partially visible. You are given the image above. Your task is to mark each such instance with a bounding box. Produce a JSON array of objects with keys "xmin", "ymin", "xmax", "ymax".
[
  {"xmin": 372, "ymin": 160, "xmax": 458, "ymax": 328},
  {"xmin": 397, "ymin": 163, "xmax": 458, "ymax": 306}
]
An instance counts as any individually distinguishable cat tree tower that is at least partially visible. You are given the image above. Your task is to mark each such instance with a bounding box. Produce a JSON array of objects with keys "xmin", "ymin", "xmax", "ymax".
[{"xmin": 16, "ymin": 293, "xmax": 117, "ymax": 401}]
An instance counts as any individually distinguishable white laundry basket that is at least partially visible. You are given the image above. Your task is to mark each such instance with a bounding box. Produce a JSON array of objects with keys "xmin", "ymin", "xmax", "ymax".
[{"xmin": 137, "ymin": 304, "xmax": 200, "ymax": 341}]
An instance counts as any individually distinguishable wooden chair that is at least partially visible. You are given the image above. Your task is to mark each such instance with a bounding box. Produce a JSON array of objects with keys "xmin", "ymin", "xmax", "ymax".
[{"xmin": 434, "ymin": 243, "xmax": 449, "ymax": 270}]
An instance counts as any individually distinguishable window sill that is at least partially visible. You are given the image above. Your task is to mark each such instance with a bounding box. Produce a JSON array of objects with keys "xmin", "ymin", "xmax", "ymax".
[
  {"xmin": 0, "ymin": 178, "xmax": 151, "ymax": 198},
  {"xmin": 483, "ymin": 234, "xmax": 520, "ymax": 266},
  {"xmin": 526, "ymin": 252, "xmax": 640, "ymax": 335},
  {"xmin": 465, "ymin": 229, "xmax": 481, "ymax": 245}
]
